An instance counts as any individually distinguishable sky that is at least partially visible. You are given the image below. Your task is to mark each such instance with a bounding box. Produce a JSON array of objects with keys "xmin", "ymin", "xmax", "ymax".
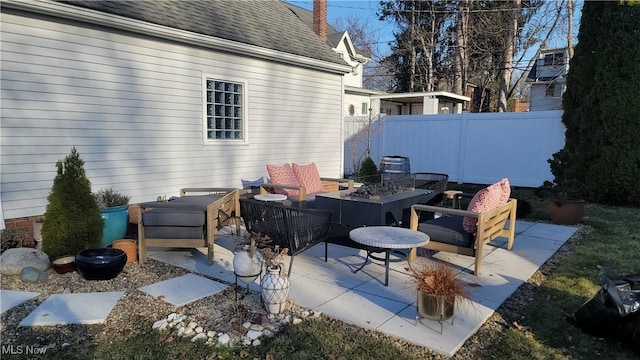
[
  {"xmin": 288, "ymin": 0, "xmax": 582, "ymax": 63},
  {"xmin": 289, "ymin": 0, "xmax": 397, "ymax": 56}
]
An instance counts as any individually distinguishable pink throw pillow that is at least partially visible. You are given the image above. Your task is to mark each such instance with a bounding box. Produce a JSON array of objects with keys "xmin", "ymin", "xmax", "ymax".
[
  {"xmin": 462, "ymin": 178, "xmax": 511, "ymax": 233},
  {"xmin": 266, "ymin": 163, "xmax": 300, "ymax": 196},
  {"xmin": 292, "ymin": 162, "xmax": 325, "ymax": 194}
]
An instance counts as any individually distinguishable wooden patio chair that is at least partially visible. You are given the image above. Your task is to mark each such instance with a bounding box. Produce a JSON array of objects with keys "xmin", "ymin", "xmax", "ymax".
[
  {"xmin": 408, "ymin": 198, "xmax": 517, "ymax": 275},
  {"xmin": 137, "ymin": 188, "xmax": 241, "ymax": 265}
]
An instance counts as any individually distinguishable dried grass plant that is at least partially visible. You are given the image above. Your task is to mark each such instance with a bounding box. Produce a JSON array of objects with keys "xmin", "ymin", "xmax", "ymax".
[
  {"xmin": 260, "ymin": 245, "xmax": 289, "ymax": 269},
  {"xmin": 236, "ymin": 232, "xmax": 272, "ymax": 256},
  {"xmin": 407, "ymin": 261, "xmax": 470, "ymax": 304}
]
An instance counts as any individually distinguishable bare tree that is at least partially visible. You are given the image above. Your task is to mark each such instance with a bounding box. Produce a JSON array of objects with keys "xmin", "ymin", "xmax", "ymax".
[{"xmin": 498, "ymin": 0, "xmax": 521, "ymax": 112}]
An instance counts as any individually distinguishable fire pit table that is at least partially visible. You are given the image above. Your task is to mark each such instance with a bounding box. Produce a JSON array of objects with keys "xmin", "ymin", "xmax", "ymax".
[{"xmin": 315, "ymin": 188, "xmax": 436, "ymax": 249}]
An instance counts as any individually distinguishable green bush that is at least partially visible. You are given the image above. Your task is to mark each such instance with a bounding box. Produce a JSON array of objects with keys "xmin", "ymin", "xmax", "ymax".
[
  {"xmin": 358, "ymin": 156, "xmax": 379, "ymax": 184},
  {"xmin": 41, "ymin": 147, "xmax": 103, "ymax": 258},
  {"xmin": 555, "ymin": 1, "xmax": 640, "ymax": 206}
]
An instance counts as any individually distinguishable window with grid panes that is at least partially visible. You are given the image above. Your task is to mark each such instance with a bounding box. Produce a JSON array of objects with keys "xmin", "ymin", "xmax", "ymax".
[{"xmin": 205, "ymin": 79, "xmax": 244, "ymax": 140}]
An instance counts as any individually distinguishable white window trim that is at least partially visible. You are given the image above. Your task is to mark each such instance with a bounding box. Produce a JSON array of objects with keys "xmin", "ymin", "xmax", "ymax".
[{"xmin": 202, "ymin": 74, "xmax": 249, "ymax": 145}]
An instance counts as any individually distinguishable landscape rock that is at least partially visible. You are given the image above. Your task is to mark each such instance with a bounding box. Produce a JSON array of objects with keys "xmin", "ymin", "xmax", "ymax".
[
  {"xmin": 246, "ymin": 330, "xmax": 262, "ymax": 340},
  {"xmin": 20, "ymin": 266, "xmax": 48, "ymax": 283},
  {"xmin": 217, "ymin": 333, "xmax": 230, "ymax": 345},
  {"xmin": 0, "ymin": 248, "xmax": 50, "ymax": 275}
]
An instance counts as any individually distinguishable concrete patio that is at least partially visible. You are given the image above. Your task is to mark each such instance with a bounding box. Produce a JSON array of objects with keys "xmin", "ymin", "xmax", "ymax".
[{"xmin": 149, "ymin": 220, "xmax": 577, "ymax": 357}]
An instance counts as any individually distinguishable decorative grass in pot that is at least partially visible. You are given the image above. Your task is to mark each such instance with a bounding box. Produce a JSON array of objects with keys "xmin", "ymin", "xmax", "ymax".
[{"xmin": 407, "ymin": 261, "xmax": 469, "ymax": 323}]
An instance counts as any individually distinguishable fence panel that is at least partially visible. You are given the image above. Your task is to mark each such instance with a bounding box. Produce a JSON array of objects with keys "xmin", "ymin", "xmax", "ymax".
[{"xmin": 345, "ymin": 110, "xmax": 564, "ymax": 187}]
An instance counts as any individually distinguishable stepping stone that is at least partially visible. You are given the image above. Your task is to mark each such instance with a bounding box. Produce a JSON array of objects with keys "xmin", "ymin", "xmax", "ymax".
[
  {"xmin": 137, "ymin": 273, "xmax": 228, "ymax": 307},
  {"xmin": 19, "ymin": 292, "xmax": 124, "ymax": 326},
  {"xmin": 0, "ymin": 289, "xmax": 40, "ymax": 314}
]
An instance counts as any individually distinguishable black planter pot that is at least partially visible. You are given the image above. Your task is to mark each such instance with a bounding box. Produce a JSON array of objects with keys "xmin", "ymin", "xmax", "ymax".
[{"xmin": 75, "ymin": 248, "xmax": 126, "ymax": 280}]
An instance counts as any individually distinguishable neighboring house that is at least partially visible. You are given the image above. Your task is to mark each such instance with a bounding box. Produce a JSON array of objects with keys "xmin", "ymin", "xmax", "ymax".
[
  {"xmin": 286, "ymin": 2, "xmax": 470, "ymax": 119},
  {"xmin": 0, "ymin": 0, "xmax": 351, "ymax": 225},
  {"xmin": 526, "ymin": 47, "xmax": 571, "ymax": 111},
  {"xmin": 285, "ymin": 2, "xmax": 374, "ymax": 119},
  {"xmin": 372, "ymin": 91, "xmax": 470, "ymax": 115}
]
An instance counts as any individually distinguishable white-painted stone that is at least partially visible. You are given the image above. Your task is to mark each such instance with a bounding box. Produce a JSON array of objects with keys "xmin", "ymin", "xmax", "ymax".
[
  {"xmin": 262, "ymin": 329, "xmax": 273, "ymax": 337},
  {"xmin": 292, "ymin": 317, "xmax": 302, "ymax": 325},
  {"xmin": 249, "ymin": 324, "xmax": 263, "ymax": 331},
  {"xmin": 195, "ymin": 326, "xmax": 203, "ymax": 333},
  {"xmin": 252, "ymin": 339, "xmax": 261, "ymax": 346},
  {"xmin": 167, "ymin": 313, "xmax": 177, "ymax": 321},
  {"xmin": 207, "ymin": 331, "xmax": 216, "ymax": 338},
  {"xmin": 191, "ymin": 333, "xmax": 207, "ymax": 342},
  {"xmin": 152, "ymin": 319, "xmax": 167, "ymax": 330},
  {"xmin": 187, "ymin": 321, "xmax": 197, "ymax": 329},
  {"xmin": 242, "ymin": 321, "xmax": 252, "ymax": 328},
  {"xmin": 177, "ymin": 328, "xmax": 185, "ymax": 337},
  {"xmin": 246, "ymin": 330, "xmax": 262, "ymax": 340},
  {"xmin": 184, "ymin": 327, "xmax": 194, "ymax": 336},
  {"xmin": 302, "ymin": 310, "xmax": 310, "ymax": 317},
  {"xmin": 218, "ymin": 333, "xmax": 231, "ymax": 345}
]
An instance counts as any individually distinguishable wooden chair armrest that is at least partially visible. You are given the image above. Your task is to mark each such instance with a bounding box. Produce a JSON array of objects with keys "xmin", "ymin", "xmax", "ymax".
[
  {"xmin": 259, "ymin": 183, "xmax": 307, "ymax": 201},
  {"xmin": 180, "ymin": 187, "xmax": 236, "ymax": 196},
  {"xmin": 321, "ymin": 180, "xmax": 339, "ymax": 192},
  {"xmin": 321, "ymin": 178, "xmax": 355, "ymax": 190},
  {"xmin": 411, "ymin": 204, "xmax": 480, "ymax": 218}
]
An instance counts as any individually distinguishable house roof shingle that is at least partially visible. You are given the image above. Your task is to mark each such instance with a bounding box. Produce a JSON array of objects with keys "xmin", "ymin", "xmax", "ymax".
[{"xmin": 58, "ymin": 0, "xmax": 347, "ymax": 66}]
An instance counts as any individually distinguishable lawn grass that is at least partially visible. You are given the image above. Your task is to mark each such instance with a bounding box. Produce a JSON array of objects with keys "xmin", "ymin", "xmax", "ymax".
[
  {"xmin": 7, "ymin": 186, "xmax": 638, "ymax": 359},
  {"xmin": 485, "ymin": 202, "xmax": 640, "ymax": 360}
]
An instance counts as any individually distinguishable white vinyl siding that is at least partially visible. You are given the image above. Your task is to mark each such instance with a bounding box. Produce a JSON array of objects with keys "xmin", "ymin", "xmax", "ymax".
[{"xmin": 0, "ymin": 9, "xmax": 344, "ymax": 219}]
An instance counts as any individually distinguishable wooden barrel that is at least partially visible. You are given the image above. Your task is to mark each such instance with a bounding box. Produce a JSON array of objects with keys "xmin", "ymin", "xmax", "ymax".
[{"xmin": 380, "ymin": 156, "xmax": 410, "ymax": 180}]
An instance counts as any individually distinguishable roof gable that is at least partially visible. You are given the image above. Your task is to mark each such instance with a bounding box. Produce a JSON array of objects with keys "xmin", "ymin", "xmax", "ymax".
[{"xmin": 58, "ymin": 0, "xmax": 347, "ymax": 65}]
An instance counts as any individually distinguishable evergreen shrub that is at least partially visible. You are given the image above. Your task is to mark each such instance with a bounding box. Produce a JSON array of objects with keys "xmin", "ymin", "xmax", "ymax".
[
  {"xmin": 41, "ymin": 147, "xmax": 103, "ymax": 258},
  {"xmin": 358, "ymin": 156, "xmax": 380, "ymax": 184}
]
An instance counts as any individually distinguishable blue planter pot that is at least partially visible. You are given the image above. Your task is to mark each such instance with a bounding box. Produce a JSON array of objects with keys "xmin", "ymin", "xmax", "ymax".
[{"xmin": 101, "ymin": 205, "xmax": 129, "ymax": 247}]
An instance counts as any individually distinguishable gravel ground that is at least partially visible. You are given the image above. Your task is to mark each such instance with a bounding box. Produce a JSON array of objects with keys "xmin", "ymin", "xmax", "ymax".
[{"xmin": 0, "ymin": 224, "xmax": 589, "ymax": 358}]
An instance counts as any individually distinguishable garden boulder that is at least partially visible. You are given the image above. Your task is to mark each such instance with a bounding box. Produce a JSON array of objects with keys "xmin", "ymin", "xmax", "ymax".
[{"xmin": 0, "ymin": 247, "xmax": 50, "ymax": 275}]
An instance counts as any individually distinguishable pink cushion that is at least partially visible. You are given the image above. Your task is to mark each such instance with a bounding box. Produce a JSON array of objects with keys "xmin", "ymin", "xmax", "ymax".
[
  {"xmin": 462, "ymin": 178, "xmax": 511, "ymax": 233},
  {"xmin": 292, "ymin": 162, "xmax": 325, "ymax": 194},
  {"xmin": 266, "ymin": 163, "xmax": 299, "ymax": 196}
]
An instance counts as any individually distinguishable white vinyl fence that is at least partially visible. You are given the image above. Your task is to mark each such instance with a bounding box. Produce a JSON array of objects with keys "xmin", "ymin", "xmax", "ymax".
[{"xmin": 344, "ymin": 110, "xmax": 565, "ymax": 187}]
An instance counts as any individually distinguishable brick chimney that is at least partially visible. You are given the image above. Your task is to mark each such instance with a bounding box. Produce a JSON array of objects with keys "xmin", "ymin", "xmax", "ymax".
[{"xmin": 313, "ymin": 0, "xmax": 327, "ymax": 43}]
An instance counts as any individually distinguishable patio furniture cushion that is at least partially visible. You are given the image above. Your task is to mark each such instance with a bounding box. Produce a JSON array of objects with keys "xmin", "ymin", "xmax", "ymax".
[
  {"xmin": 292, "ymin": 162, "xmax": 325, "ymax": 194},
  {"xmin": 267, "ymin": 163, "xmax": 300, "ymax": 196},
  {"xmin": 417, "ymin": 215, "xmax": 472, "ymax": 248},
  {"xmin": 241, "ymin": 176, "xmax": 267, "ymax": 189},
  {"xmin": 462, "ymin": 178, "xmax": 511, "ymax": 233}
]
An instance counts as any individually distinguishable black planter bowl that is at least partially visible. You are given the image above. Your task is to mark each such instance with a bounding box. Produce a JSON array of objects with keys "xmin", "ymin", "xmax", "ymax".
[{"xmin": 75, "ymin": 248, "xmax": 127, "ymax": 280}]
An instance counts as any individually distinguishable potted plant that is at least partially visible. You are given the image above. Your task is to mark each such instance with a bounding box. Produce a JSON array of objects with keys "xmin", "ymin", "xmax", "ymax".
[
  {"xmin": 259, "ymin": 245, "xmax": 290, "ymax": 314},
  {"xmin": 536, "ymin": 180, "xmax": 585, "ymax": 225},
  {"xmin": 539, "ymin": 151, "xmax": 586, "ymax": 225},
  {"xmin": 94, "ymin": 187, "xmax": 130, "ymax": 247},
  {"xmin": 407, "ymin": 261, "xmax": 469, "ymax": 327},
  {"xmin": 232, "ymin": 232, "xmax": 269, "ymax": 284},
  {"xmin": 41, "ymin": 147, "xmax": 104, "ymax": 260}
]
